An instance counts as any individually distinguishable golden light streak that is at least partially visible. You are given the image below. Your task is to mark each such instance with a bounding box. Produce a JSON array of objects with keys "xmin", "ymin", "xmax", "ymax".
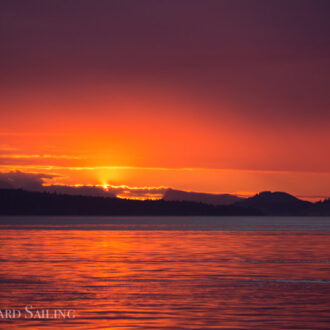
[
  {"xmin": 116, "ymin": 194, "xmax": 162, "ymax": 201},
  {"xmin": 1, "ymin": 164, "xmax": 330, "ymax": 175}
]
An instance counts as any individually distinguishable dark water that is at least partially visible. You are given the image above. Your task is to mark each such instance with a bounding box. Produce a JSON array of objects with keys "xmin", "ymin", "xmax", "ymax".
[{"xmin": 0, "ymin": 216, "xmax": 330, "ymax": 329}]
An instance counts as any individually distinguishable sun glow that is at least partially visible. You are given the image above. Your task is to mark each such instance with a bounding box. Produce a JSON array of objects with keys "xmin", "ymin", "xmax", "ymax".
[{"xmin": 102, "ymin": 184, "xmax": 109, "ymax": 190}]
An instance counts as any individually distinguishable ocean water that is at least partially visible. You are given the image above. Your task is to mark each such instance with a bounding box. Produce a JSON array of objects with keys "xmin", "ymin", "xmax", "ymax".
[{"xmin": 0, "ymin": 216, "xmax": 329, "ymax": 329}]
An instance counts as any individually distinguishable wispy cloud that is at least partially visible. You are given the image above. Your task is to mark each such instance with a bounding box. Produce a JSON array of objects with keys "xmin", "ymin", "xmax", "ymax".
[
  {"xmin": 1, "ymin": 164, "xmax": 330, "ymax": 175},
  {"xmin": 0, "ymin": 132, "xmax": 70, "ymax": 136},
  {"xmin": 0, "ymin": 154, "xmax": 82, "ymax": 159},
  {"xmin": 0, "ymin": 145, "xmax": 19, "ymax": 152}
]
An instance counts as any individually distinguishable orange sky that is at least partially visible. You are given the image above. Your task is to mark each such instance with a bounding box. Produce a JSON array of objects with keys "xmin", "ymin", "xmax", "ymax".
[
  {"xmin": 0, "ymin": 83, "xmax": 329, "ymax": 200},
  {"xmin": 1, "ymin": 1, "xmax": 330, "ymax": 200}
]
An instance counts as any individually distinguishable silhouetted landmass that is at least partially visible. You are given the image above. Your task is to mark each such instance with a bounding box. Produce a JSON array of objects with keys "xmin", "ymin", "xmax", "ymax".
[
  {"xmin": 163, "ymin": 189, "xmax": 243, "ymax": 205},
  {"xmin": 0, "ymin": 189, "xmax": 329, "ymax": 217},
  {"xmin": 0, "ymin": 189, "xmax": 260, "ymax": 216},
  {"xmin": 235, "ymin": 191, "xmax": 313, "ymax": 216}
]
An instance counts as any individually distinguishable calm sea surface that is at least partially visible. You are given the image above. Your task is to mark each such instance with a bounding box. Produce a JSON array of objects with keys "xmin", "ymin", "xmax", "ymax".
[{"xmin": 0, "ymin": 216, "xmax": 329, "ymax": 329}]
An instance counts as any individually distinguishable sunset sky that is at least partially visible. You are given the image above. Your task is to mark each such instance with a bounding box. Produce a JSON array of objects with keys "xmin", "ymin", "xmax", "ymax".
[{"xmin": 1, "ymin": 0, "xmax": 330, "ymax": 200}]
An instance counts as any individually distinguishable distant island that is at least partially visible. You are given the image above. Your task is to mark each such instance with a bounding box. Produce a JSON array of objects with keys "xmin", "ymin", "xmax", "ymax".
[
  {"xmin": 0, "ymin": 189, "xmax": 329, "ymax": 217},
  {"xmin": 163, "ymin": 189, "xmax": 243, "ymax": 205}
]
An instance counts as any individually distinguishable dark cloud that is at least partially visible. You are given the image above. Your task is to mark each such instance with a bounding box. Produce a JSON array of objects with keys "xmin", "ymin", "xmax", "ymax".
[
  {"xmin": 45, "ymin": 185, "xmax": 115, "ymax": 198},
  {"xmin": 0, "ymin": 171, "xmax": 56, "ymax": 190}
]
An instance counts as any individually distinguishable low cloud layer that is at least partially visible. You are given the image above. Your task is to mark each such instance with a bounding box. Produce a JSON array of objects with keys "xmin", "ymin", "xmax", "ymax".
[
  {"xmin": 105, "ymin": 186, "xmax": 167, "ymax": 200},
  {"xmin": 44, "ymin": 185, "xmax": 167, "ymax": 200},
  {"xmin": 44, "ymin": 185, "xmax": 116, "ymax": 198},
  {"xmin": 0, "ymin": 171, "xmax": 167, "ymax": 200}
]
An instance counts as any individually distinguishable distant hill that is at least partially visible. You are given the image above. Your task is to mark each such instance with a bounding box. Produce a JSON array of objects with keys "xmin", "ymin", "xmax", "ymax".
[
  {"xmin": 235, "ymin": 191, "xmax": 313, "ymax": 215},
  {"xmin": 163, "ymin": 189, "xmax": 243, "ymax": 205},
  {"xmin": 0, "ymin": 189, "xmax": 259, "ymax": 217}
]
